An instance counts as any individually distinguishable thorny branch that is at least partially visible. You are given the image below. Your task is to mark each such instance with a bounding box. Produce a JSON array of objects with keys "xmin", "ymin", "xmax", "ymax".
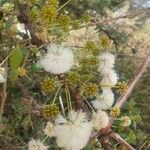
[
  {"xmin": 16, "ymin": 2, "xmax": 150, "ymax": 149},
  {"xmin": 115, "ymin": 53, "xmax": 150, "ymax": 108},
  {"xmin": 87, "ymin": 8, "xmax": 150, "ymax": 26},
  {"xmin": 89, "ymin": 53, "xmax": 150, "ymax": 149},
  {"xmin": 110, "ymin": 132, "xmax": 135, "ymax": 150}
]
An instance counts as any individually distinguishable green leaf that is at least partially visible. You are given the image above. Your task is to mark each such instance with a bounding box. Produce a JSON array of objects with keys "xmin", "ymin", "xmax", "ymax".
[
  {"xmin": 9, "ymin": 69, "xmax": 18, "ymax": 81},
  {"xmin": 10, "ymin": 47, "xmax": 23, "ymax": 69}
]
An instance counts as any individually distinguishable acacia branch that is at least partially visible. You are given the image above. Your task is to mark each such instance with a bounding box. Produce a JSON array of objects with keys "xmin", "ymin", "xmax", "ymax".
[
  {"xmin": 89, "ymin": 53, "xmax": 150, "ymax": 148},
  {"xmin": 115, "ymin": 53, "xmax": 150, "ymax": 108},
  {"xmin": 87, "ymin": 8, "xmax": 150, "ymax": 26},
  {"xmin": 110, "ymin": 132, "xmax": 135, "ymax": 150},
  {"xmin": 68, "ymin": 84, "xmax": 89, "ymax": 112},
  {"xmin": 17, "ymin": 4, "xmax": 45, "ymax": 46}
]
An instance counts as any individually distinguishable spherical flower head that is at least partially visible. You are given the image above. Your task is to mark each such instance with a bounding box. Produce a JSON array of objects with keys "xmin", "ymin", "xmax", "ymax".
[
  {"xmin": 122, "ymin": 116, "xmax": 131, "ymax": 127},
  {"xmin": 132, "ymin": 115, "xmax": 142, "ymax": 123},
  {"xmin": 99, "ymin": 35, "xmax": 110, "ymax": 48},
  {"xmin": 110, "ymin": 107, "xmax": 121, "ymax": 117},
  {"xmin": 98, "ymin": 52, "xmax": 115, "ymax": 72},
  {"xmin": 84, "ymin": 41, "xmax": 99, "ymax": 55},
  {"xmin": 68, "ymin": 72, "xmax": 79, "ymax": 84},
  {"xmin": 54, "ymin": 110, "xmax": 92, "ymax": 150},
  {"xmin": 42, "ymin": 104, "xmax": 59, "ymax": 119},
  {"xmin": 81, "ymin": 83, "xmax": 99, "ymax": 98},
  {"xmin": 92, "ymin": 110, "xmax": 109, "ymax": 130},
  {"xmin": 116, "ymin": 81, "xmax": 128, "ymax": 94},
  {"xmin": 17, "ymin": 67, "xmax": 27, "ymax": 77},
  {"xmin": 28, "ymin": 139, "xmax": 49, "ymax": 150},
  {"xmin": 40, "ymin": 45, "xmax": 74, "ymax": 74},
  {"xmin": 41, "ymin": 5, "xmax": 58, "ymax": 24},
  {"xmin": 81, "ymin": 57, "xmax": 99, "ymax": 69},
  {"xmin": 0, "ymin": 67, "xmax": 6, "ymax": 83},
  {"xmin": 41, "ymin": 78, "xmax": 56, "ymax": 93},
  {"xmin": 44, "ymin": 121, "xmax": 55, "ymax": 137},
  {"xmin": 92, "ymin": 88, "xmax": 114, "ymax": 110},
  {"xmin": 127, "ymin": 131, "xmax": 136, "ymax": 143}
]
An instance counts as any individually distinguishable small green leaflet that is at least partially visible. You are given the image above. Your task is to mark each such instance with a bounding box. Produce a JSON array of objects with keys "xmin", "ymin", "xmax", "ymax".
[{"xmin": 10, "ymin": 46, "xmax": 23, "ymax": 69}]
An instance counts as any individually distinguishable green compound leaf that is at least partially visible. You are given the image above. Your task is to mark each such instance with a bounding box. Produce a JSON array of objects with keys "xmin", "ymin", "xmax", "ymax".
[{"xmin": 10, "ymin": 46, "xmax": 23, "ymax": 69}]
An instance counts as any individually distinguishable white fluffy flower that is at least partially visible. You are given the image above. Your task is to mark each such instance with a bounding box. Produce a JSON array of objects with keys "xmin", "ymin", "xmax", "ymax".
[
  {"xmin": 28, "ymin": 139, "xmax": 49, "ymax": 150},
  {"xmin": 122, "ymin": 116, "xmax": 131, "ymax": 127},
  {"xmin": 40, "ymin": 45, "xmax": 74, "ymax": 74},
  {"xmin": 100, "ymin": 69, "xmax": 118, "ymax": 87},
  {"xmin": 92, "ymin": 88, "xmax": 114, "ymax": 110},
  {"xmin": 54, "ymin": 110, "xmax": 92, "ymax": 150},
  {"xmin": 92, "ymin": 110, "xmax": 109, "ymax": 130},
  {"xmin": 0, "ymin": 67, "xmax": 6, "ymax": 83},
  {"xmin": 98, "ymin": 52, "xmax": 115, "ymax": 72},
  {"xmin": 55, "ymin": 115, "xmax": 67, "ymax": 125},
  {"xmin": 44, "ymin": 121, "xmax": 55, "ymax": 137}
]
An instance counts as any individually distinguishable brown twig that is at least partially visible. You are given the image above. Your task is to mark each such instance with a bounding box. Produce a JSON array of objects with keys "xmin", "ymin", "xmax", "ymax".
[
  {"xmin": 115, "ymin": 53, "xmax": 150, "ymax": 108},
  {"xmin": 68, "ymin": 84, "xmax": 89, "ymax": 112},
  {"xmin": 110, "ymin": 132, "xmax": 135, "ymax": 150},
  {"xmin": 17, "ymin": 4, "xmax": 45, "ymax": 46},
  {"xmin": 89, "ymin": 53, "xmax": 150, "ymax": 148},
  {"xmin": 87, "ymin": 8, "xmax": 150, "ymax": 26}
]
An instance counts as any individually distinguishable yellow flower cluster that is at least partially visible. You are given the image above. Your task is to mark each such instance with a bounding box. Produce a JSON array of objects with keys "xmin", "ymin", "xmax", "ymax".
[
  {"xmin": 58, "ymin": 15, "xmax": 70, "ymax": 32},
  {"xmin": 42, "ymin": 104, "xmax": 59, "ymax": 119},
  {"xmin": 17, "ymin": 67, "xmax": 27, "ymax": 77},
  {"xmin": 82, "ymin": 58, "xmax": 99, "ymax": 67},
  {"xmin": 84, "ymin": 41, "xmax": 99, "ymax": 55},
  {"xmin": 41, "ymin": 78, "xmax": 56, "ymax": 93},
  {"xmin": 99, "ymin": 35, "xmax": 110, "ymax": 48},
  {"xmin": 41, "ymin": 6, "xmax": 58, "ymax": 24},
  {"xmin": 81, "ymin": 83, "xmax": 98, "ymax": 97},
  {"xmin": 116, "ymin": 81, "xmax": 128, "ymax": 94},
  {"xmin": 68, "ymin": 72, "xmax": 79, "ymax": 84},
  {"xmin": 41, "ymin": 0, "xmax": 59, "ymax": 24},
  {"xmin": 132, "ymin": 115, "xmax": 142, "ymax": 123},
  {"xmin": 110, "ymin": 107, "xmax": 120, "ymax": 117}
]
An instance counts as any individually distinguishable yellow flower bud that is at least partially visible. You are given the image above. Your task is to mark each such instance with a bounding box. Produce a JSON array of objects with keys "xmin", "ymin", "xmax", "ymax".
[{"xmin": 110, "ymin": 107, "xmax": 121, "ymax": 117}]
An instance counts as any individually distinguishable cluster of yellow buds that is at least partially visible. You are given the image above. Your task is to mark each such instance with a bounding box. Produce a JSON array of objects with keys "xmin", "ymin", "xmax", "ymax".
[
  {"xmin": 58, "ymin": 15, "xmax": 70, "ymax": 32},
  {"xmin": 84, "ymin": 41, "xmax": 99, "ymax": 55},
  {"xmin": 127, "ymin": 131, "xmax": 136, "ymax": 143},
  {"xmin": 42, "ymin": 104, "xmax": 59, "ymax": 120},
  {"xmin": 116, "ymin": 81, "xmax": 128, "ymax": 94},
  {"xmin": 68, "ymin": 72, "xmax": 79, "ymax": 84},
  {"xmin": 110, "ymin": 107, "xmax": 121, "ymax": 117},
  {"xmin": 132, "ymin": 115, "xmax": 142, "ymax": 123},
  {"xmin": 81, "ymin": 83, "xmax": 98, "ymax": 97},
  {"xmin": 99, "ymin": 35, "xmax": 110, "ymax": 48},
  {"xmin": 81, "ymin": 57, "xmax": 99, "ymax": 69},
  {"xmin": 41, "ymin": 78, "xmax": 56, "ymax": 93},
  {"xmin": 41, "ymin": 0, "xmax": 59, "ymax": 24},
  {"xmin": 17, "ymin": 67, "xmax": 27, "ymax": 77}
]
